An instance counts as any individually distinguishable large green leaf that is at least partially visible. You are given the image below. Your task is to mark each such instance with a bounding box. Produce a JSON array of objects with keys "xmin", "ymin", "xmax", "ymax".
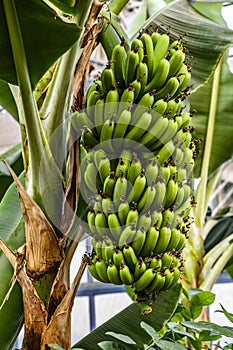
[
  {"xmin": 190, "ymin": 54, "xmax": 233, "ymax": 177},
  {"xmin": 74, "ymin": 284, "xmax": 182, "ymax": 349},
  {"xmin": 0, "ymin": 172, "xmax": 25, "ymax": 349},
  {"xmin": 0, "ymin": 80, "xmax": 18, "ymax": 120},
  {"xmin": 0, "ymin": 0, "xmax": 81, "ymax": 87},
  {"xmin": 135, "ymin": 0, "xmax": 233, "ymax": 91}
]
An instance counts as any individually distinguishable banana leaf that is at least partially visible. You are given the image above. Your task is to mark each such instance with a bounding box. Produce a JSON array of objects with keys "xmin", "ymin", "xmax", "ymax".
[
  {"xmin": 74, "ymin": 284, "xmax": 182, "ymax": 349},
  {"xmin": 0, "ymin": 0, "xmax": 81, "ymax": 87},
  {"xmin": 0, "ymin": 172, "xmax": 25, "ymax": 350},
  {"xmin": 0, "ymin": 80, "xmax": 18, "ymax": 120},
  {"xmin": 190, "ymin": 54, "xmax": 233, "ymax": 177}
]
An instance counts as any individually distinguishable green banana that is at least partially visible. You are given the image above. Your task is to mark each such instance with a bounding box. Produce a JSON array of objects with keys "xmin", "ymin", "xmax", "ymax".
[
  {"xmin": 123, "ymin": 244, "xmax": 138, "ymax": 271},
  {"xmin": 145, "ymin": 159, "xmax": 159, "ymax": 185},
  {"xmin": 161, "ymin": 251, "xmax": 173, "ymax": 268},
  {"xmin": 72, "ymin": 111, "xmax": 95, "ymax": 134},
  {"xmin": 134, "ymin": 268, "xmax": 157, "ymax": 292},
  {"xmin": 115, "ymin": 158, "xmax": 130, "ymax": 178},
  {"xmin": 168, "ymin": 49, "xmax": 185, "ymax": 79},
  {"xmin": 134, "ymin": 257, "xmax": 147, "ymax": 281},
  {"xmin": 100, "ymin": 118, "xmax": 115, "ymax": 151},
  {"xmin": 152, "ymin": 98, "xmax": 168, "ymax": 116},
  {"xmin": 102, "ymin": 237, "xmax": 115, "ymax": 262},
  {"xmin": 137, "ymin": 184, "xmax": 156, "ymax": 213},
  {"xmin": 98, "ymin": 156, "xmax": 111, "ymax": 184},
  {"xmin": 132, "ymin": 92, "xmax": 155, "ymax": 123},
  {"xmin": 149, "ymin": 256, "xmax": 162, "ymax": 270},
  {"xmin": 108, "ymin": 212, "xmax": 122, "ymax": 240},
  {"xmin": 113, "ymin": 107, "xmax": 131, "ymax": 139},
  {"xmin": 152, "ymin": 33, "xmax": 170, "ymax": 75},
  {"xmin": 129, "ymin": 172, "xmax": 147, "ymax": 204},
  {"xmin": 125, "ymin": 49, "xmax": 140, "ymax": 85},
  {"xmin": 154, "ymin": 76, "xmax": 180, "ymax": 101},
  {"xmin": 119, "ymin": 263, "xmax": 134, "ymax": 285},
  {"xmin": 104, "ymin": 85, "xmax": 119, "ymax": 118},
  {"xmin": 111, "ymin": 42, "xmax": 126, "ymax": 90},
  {"xmin": 169, "ymin": 266, "xmax": 181, "ymax": 287},
  {"xmin": 126, "ymin": 109, "xmax": 152, "ymax": 141},
  {"xmin": 153, "ymin": 178, "xmax": 166, "ymax": 209},
  {"xmin": 87, "ymin": 90, "xmax": 101, "ymax": 113},
  {"xmin": 162, "ymin": 208, "xmax": 175, "ymax": 227},
  {"xmin": 131, "ymin": 37, "xmax": 144, "ymax": 59},
  {"xmin": 87, "ymin": 210, "xmax": 96, "ymax": 234},
  {"xmin": 131, "ymin": 228, "xmax": 146, "ymax": 256},
  {"xmin": 86, "ymin": 79, "xmax": 103, "ymax": 100},
  {"xmin": 140, "ymin": 32, "xmax": 155, "ymax": 78},
  {"xmin": 101, "ymin": 62, "xmax": 116, "ymax": 94},
  {"xmin": 103, "ymin": 172, "xmax": 116, "ymax": 198},
  {"xmin": 162, "ymin": 268, "xmax": 176, "ymax": 290},
  {"xmin": 82, "ymin": 127, "xmax": 99, "ymax": 149},
  {"xmin": 145, "ymin": 272, "xmax": 166, "ymax": 293},
  {"xmin": 156, "ymin": 140, "xmax": 175, "ymax": 164},
  {"xmin": 140, "ymin": 226, "xmax": 159, "ymax": 257},
  {"xmin": 164, "ymin": 177, "xmax": 178, "ymax": 209},
  {"xmin": 95, "ymin": 212, "xmax": 108, "ymax": 237},
  {"xmin": 166, "ymin": 228, "xmax": 182, "ymax": 251},
  {"xmin": 118, "ymin": 223, "xmax": 136, "ymax": 247},
  {"xmin": 165, "ymin": 99, "xmax": 179, "ymax": 119},
  {"xmin": 153, "ymin": 226, "xmax": 172, "ymax": 254},
  {"xmin": 126, "ymin": 208, "xmax": 139, "ymax": 226},
  {"xmin": 102, "ymin": 195, "xmax": 113, "ymax": 216},
  {"xmin": 137, "ymin": 211, "xmax": 152, "ymax": 232},
  {"xmin": 84, "ymin": 161, "xmax": 99, "ymax": 193},
  {"xmin": 113, "ymin": 173, "xmax": 128, "ymax": 207},
  {"xmin": 139, "ymin": 116, "xmax": 169, "ymax": 148},
  {"xmin": 113, "ymin": 248, "xmax": 125, "ymax": 267},
  {"xmin": 151, "ymin": 210, "xmax": 163, "ymax": 228},
  {"xmin": 117, "ymin": 197, "xmax": 130, "ymax": 226},
  {"xmin": 127, "ymin": 153, "xmax": 142, "ymax": 184},
  {"xmin": 107, "ymin": 262, "xmax": 123, "ymax": 285},
  {"xmin": 118, "ymin": 86, "xmax": 135, "ymax": 115},
  {"xmin": 131, "ymin": 79, "xmax": 142, "ymax": 100},
  {"xmin": 88, "ymin": 260, "xmax": 105, "ymax": 282},
  {"xmin": 94, "ymin": 98, "xmax": 105, "ymax": 134},
  {"xmin": 95, "ymin": 258, "xmax": 110, "ymax": 283},
  {"xmin": 151, "ymin": 31, "xmax": 161, "ymax": 47},
  {"xmin": 160, "ymin": 162, "xmax": 170, "ymax": 184},
  {"xmin": 175, "ymin": 232, "xmax": 186, "ymax": 252},
  {"xmin": 136, "ymin": 61, "xmax": 148, "ymax": 98},
  {"xmin": 144, "ymin": 58, "xmax": 170, "ymax": 93}
]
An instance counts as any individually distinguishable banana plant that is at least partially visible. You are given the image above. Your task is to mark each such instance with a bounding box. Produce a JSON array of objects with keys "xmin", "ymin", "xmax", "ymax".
[{"xmin": 0, "ymin": 0, "xmax": 233, "ymax": 349}]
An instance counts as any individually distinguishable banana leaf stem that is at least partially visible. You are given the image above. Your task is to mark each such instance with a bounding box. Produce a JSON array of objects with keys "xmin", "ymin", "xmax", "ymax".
[
  {"xmin": 2, "ymin": 1, "xmax": 51, "ymax": 194},
  {"xmin": 200, "ymin": 241, "xmax": 233, "ymax": 291},
  {"xmin": 195, "ymin": 59, "xmax": 222, "ymax": 231},
  {"xmin": 109, "ymin": 0, "xmax": 131, "ymax": 15},
  {"xmin": 75, "ymin": 0, "xmax": 93, "ymax": 27}
]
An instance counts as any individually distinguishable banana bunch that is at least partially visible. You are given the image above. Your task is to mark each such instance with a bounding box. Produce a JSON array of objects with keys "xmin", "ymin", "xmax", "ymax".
[{"xmin": 74, "ymin": 30, "xmax": 197, "ymax": 314}]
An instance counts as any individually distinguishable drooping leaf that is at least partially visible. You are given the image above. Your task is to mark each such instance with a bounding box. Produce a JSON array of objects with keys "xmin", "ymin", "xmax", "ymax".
[
  {"xmin": 140, "ymin": 321, "xmax": 160, "ymax": 341},
  {"xmin": 97, "ymin": 341, "xmax": 127, "ymax": 350},
  {"xmin": 106, "ymin": 332, "xmax": 137, "ymax": 345},
  {"xmin": 182, "ymin": 321, "xmax": 233, "ymax": 338},
  {"xmin": 156, "ymin": 339, "xmax": 188, "ymax": 350},
  {"xmin": 0, "ymin": 173, "xmax": 25, "ymax": 350},
  {"xmin": 0, "ymin": 0, "xmax": 81, "ymax": 87},
  {"xmin": 190, "ymin": 54, "xmax": 233, "ymax": 177},
  {"xmin": 215, "ymin": 304, "xmax": 233, "ymax": 324},
  {"xmin": 189, "ymin": 291, "xmax": 215, "ymax": 319},
  {"xmin": 0, "ymin": 80, "xmax": 18, "ymax": 120},
  {"xmin": 74, "ymin": 284, "xmax": 182, "ymax": 349}
]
